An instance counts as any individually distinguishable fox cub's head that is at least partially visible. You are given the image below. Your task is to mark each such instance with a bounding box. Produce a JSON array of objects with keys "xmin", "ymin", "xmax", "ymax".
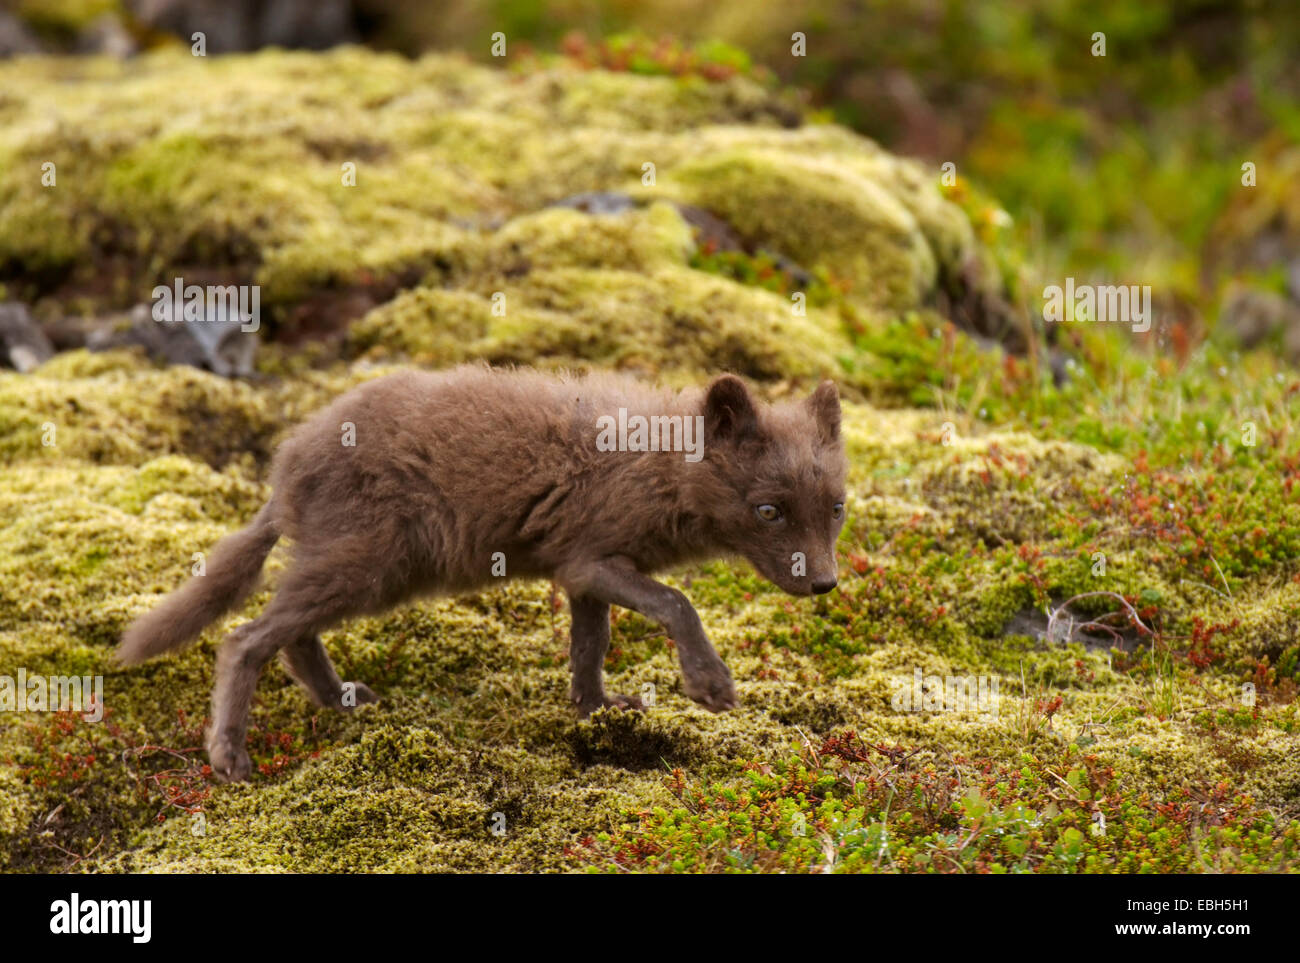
[{"xmin": 697, "ymin": 374, "xmax": 848, "ymax": 597}]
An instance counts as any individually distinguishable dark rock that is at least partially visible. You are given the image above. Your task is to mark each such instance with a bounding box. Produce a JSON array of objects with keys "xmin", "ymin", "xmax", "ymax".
[
  {"xmin": 673, "ymin": 203, "xmax": 746, "ymax": 253},
  {"xmin": 547, "ymin": 191, "xmax": 638, "ymax": 216},
  {"xmin": 935, "ymin": 253, "xmax": 1027, "ymax": 354},
  {"xmin": 0, "ymin": 303, "xmax": 55, "ymax": 372},
  {"xmin": 0, "ymin": 11, "xmax": 41, "ymax": 56},
  {"xmin": 75, "ymin": 14, "xmax": 138, "ymax": 57},
  {"xmin": 126, "ymin": 0, "xmax": 356, "ymax": 53},
  {"xmin": 1219, "ymin": 284, "xmax": 1300, "ymax": 355},
  {"xmin": 87, "ymin": 303, "xmax": 257, "ymax": 377}
]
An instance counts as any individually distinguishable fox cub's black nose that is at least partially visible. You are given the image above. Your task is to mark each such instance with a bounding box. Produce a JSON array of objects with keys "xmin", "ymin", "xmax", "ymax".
[{"xmin": 812, "ymin": 579, "xmax": 838, "ymax": 595}]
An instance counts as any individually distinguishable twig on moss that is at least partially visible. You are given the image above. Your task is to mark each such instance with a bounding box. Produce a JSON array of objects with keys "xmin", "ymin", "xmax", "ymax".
[{"xmin": 1046, "ymin": 591, "xmax": 1153, "ymax": 644}]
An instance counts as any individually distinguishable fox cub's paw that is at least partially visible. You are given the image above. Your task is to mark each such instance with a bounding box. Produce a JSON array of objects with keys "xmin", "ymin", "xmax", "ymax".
[
  {"xmin": 683, "ymin": 660, "xmax": 738, "ymax": 713},
  {"xmin": 339, "ymin": 681, "xmax": 380, "ymax": 709},
  {"xmin": 208, "ymin": 737, "xmax": 252, "ymax": 783}
]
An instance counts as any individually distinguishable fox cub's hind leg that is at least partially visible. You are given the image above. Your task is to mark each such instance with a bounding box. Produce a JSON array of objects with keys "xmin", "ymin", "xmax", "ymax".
[
  {"xmin": 207, "ymin": 551, "xmax": 384, "ymax": 782},
  {"xmin": 281, "ymin": 635, "xmax": 379, "ymax": 710},
  {"xmin": 568, "ymin": 594, "xmax": 644, "ymax": 718},
  {"xmin": 208, "ymin": 618, "xmax": 281, "ymax": 782}
]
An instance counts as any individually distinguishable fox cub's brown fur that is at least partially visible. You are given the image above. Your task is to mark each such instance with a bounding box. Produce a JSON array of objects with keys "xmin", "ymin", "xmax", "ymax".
[{"xmin": 118, "ymin": 366, "xmax": 847, "ymax": 781}]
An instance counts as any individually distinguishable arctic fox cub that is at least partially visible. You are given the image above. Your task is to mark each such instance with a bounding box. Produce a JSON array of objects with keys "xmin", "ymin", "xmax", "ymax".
[{"xmin": 118, "ymin": 366, "xmax": 847, "ymax": 781}]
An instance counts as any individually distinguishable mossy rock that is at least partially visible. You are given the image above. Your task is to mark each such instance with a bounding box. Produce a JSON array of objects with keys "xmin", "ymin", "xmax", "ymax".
[{"xmin": 0, "ymin": 46, "xmax": 1013, "ymax": 350}]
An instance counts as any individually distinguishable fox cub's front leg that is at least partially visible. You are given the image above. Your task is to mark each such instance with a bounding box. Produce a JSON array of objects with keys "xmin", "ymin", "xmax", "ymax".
[
  {"xmin": 281, "ymin": 635, "xmax": 379, "ymax": 710},
  {"xmin": 568, "ymin": 594, "xmax": 644, "ymax": 717},
  {"xmin": 562, "ymin": 559, "xmax": 737, "ymax": 714}
]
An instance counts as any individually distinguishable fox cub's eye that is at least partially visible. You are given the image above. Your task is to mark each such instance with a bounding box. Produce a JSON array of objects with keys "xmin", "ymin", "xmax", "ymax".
[
  {"xmin": 832, "ymin": 502, "xmax": 845, "ymax": 520},
  {"xmin": 756, "ymin": 504, "xmax": 782, "ymax": 522}
]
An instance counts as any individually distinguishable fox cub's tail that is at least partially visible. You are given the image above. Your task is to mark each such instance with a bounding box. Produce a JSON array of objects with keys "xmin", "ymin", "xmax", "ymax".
[{"xmin": 117, "ymin": 502, "xmax": 280, "ymax": 665}]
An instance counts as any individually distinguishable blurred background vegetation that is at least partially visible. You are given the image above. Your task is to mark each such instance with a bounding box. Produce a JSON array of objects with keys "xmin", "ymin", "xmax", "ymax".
[
  {"xmin": 8, "ymin": 0, "xmax": 1300, "ymax": 349},
  {"xmin": 381, "ymin": 0, "xmax": 1300, "ymax": 311}
]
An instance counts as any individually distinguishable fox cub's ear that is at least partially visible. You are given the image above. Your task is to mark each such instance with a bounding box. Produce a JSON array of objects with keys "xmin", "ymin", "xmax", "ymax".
[
  {"xmin": 705, "ymin": 374, "xmax": 760, "ymax": 444},
  {"xmin": 807, "ymin": 380, "xmax": 841, "ymax": 443}
]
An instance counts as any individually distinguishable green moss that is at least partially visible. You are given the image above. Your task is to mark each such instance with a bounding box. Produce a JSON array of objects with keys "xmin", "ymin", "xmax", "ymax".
[
  {"xmin": 348, "ymin": 264, "xmax": 852, "ymax": 382},
  {"xmin": 0, "ymin": 48, "xmax": 1008, "ymax": 332},
  {"xmin": 0, "ymin": 351, "xmax": 282, "ymax": 467},
  {"xmin": 669, "ymin": 150, "xmax": 933, "ymax": 310},
  {"xmin": 15, "ymin": 0, "xmax": 119, "ymax": 41}
]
